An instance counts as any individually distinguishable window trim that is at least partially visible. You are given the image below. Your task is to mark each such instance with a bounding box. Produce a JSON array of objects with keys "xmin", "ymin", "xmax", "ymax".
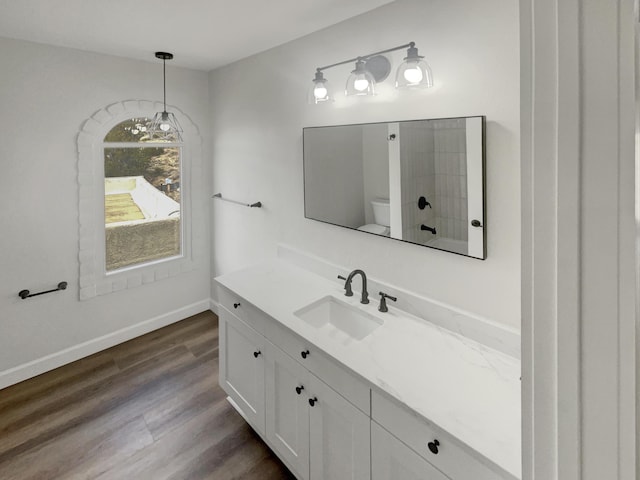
[{"xmin": 77, "ymin": 100, "xmax": 204, "ymax": 300}]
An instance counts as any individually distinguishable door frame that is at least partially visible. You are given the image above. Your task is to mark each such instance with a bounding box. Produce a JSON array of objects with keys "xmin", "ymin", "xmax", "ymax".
[{"xmin": 520, "ymin": 0, "xmax": 637, "ymax": 478}]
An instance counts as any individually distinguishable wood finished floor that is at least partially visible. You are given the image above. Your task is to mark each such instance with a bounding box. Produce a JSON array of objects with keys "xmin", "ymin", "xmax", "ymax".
[{"xmin": 0, "ymin": 311, "xmax": 295, "ymax": 480}]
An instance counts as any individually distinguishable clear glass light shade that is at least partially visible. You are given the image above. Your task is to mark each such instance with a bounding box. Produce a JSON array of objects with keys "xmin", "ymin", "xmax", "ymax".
[
  {"xmin": 395, "ymin": 46, "xmax": 433, "ymax": 89},
  {"xmin": 345, "ymin": 60, "xmax": 376, "ymax": 96},
  {"xmin": 146, "ymin": 111, "xmax": 183, "ymax": 142},
  {"xmin": 308, "ymin": 72, "xmax": 333, "ymax": 104},
  {"xmin": 395, "ymin": 59, "xmax": 433, "ymax": 88}
]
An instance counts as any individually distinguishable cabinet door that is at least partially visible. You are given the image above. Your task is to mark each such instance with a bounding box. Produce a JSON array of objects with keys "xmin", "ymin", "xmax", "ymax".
[
  {"xmin": 219, "ymin": 308, "xmax": 265, "ymax": 434},
  {"xmin": 265, "ymin": 342, "xmax": 310, "ymax": 480},
  {"xmin": 308, "ymin": 374, "xmax": 370, "ymax": 480},
  {"xmin": 372, "ymin": 422, "xmax": 450, "ymax": 480}
]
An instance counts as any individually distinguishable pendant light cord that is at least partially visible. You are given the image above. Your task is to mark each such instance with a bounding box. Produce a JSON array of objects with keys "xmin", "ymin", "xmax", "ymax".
[{"xmin": 163, "ymin": 57, "xmax": 167, "ymax": 112}]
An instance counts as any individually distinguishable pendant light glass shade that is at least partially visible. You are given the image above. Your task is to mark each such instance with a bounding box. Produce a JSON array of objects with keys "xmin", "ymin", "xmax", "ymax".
[
  {"xmin": 308, "ymin": 70, "xmax": 333, "ymax": 104},
  {"xmin": 147, "ymin": 52, "xmax": 183, "ymax": 142},
  {"xmin": 147, "ymin": 111, "xmax": 183, "ymax": 142},
  {"xmin": 395, "ymin": 45, "xmax": 433, "ymax": 89},
  {"xmin": 345, "ymin": 60, "xmax": 376, "ymax": 96}
]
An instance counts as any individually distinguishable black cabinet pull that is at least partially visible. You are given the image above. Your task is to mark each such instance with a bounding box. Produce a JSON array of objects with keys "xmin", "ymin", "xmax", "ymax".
[
  {"xmin": 471, "ymin": 219, "xmax": 482, "ymax": 227},
  {"xmin": 253, "ymin": 350, "xmax": 261, "ymax": 358},
  {"xmin": 301, "ymin": 349, "xmax": 310, "ymax": 359},
  {"xmin": 233, "ymin": 302, "xmax": 241, "ymax": 309},
  {"xmin": 427, "ymin": 439, "xmax": 440, "ymax": 455},
  {"xmin": 308, "ymin": 396, "xmax": 318, "ymax": 407},
  {"xmin": 295, "ymin": 385, "xmax": 304, "ymax": 395}
]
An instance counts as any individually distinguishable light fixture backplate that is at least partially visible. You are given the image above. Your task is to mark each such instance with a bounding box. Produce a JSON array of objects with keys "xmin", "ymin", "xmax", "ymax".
[
  {"xmin": 155, "ymin": 51, "xmax": 174, "ymax": 60},
  {"xmin": 364, "ymin": 55, "xmax": 391, "ymax": 82}
]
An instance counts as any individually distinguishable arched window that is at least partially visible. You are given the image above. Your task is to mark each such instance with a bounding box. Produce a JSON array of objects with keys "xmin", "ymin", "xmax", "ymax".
[
  {"xmin": 77, "ymin": 101, "xmax": 204, "ymax": 300},
  {"xmin": 103, "ymin": 117, "xmax": 182, "ymax": 271}
]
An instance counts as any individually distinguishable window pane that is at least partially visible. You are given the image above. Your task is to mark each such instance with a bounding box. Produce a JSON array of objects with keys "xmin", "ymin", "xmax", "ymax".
[
  {"xmin": 104, "ymin": 147, "xmax": 181, "ymax": 271},
  {"xmin": 103, "ymin": 118, "xmax": 178, "ymax": 143}
]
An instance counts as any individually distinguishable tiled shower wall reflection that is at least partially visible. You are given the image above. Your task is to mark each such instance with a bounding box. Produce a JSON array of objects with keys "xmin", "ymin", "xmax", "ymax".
[
  {"xmin": 434, "ymin": 118, "xmax": 467, "ymax": 242},
  {"xmin": 399, "ymin": 121, "xmax": 435, "ymax": 243},
  {"xmin": 399, "ymin": 119, "xmax": 467, "ymax": 244}
]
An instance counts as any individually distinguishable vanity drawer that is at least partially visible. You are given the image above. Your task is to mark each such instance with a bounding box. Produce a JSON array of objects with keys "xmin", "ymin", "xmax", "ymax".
[
  {"xmin": 372, "ymin": 421, "xmax": 450, "ymax": 480},
  {"xmin": 266, "ymin": 318, "xmax": 370, "ymax": 415},
  {"xmin": 217, "ymin": 286, "xmax": 267, "ymax": 335},
  {"xmin": 372, "ymin": 391, "xmax": 510, "ymax": 480}
]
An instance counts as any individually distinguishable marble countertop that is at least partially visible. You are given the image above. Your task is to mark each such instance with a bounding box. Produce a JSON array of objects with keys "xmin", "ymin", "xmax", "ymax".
[{"xmin": 215, "ymin": 259, "xmax": 521, "ymax": 479}]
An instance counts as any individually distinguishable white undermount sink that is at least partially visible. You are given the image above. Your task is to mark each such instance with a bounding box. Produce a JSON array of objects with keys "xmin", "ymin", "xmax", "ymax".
[{"xmin": 294, "ymin": 296, "xmax": 383, "ymax": 341}]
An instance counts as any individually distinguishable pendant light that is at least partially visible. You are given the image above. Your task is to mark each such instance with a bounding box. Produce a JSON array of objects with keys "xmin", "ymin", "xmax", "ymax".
[
  {"xmin": 147, "ymin": 52, "xmax": 183, "ymax": 142},
  {"xmin": 395, "ymin": 43, "xmax": 433, "ymax": 89}
]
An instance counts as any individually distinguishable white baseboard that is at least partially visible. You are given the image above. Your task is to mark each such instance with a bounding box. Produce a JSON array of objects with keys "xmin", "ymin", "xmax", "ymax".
[
  {"xmin": 209, "ymin": 298, "xmax": 219, "ymax": 314},
  {"xmin": 0, "ymin": 299, "xmax": 211, "ymax": 391}
]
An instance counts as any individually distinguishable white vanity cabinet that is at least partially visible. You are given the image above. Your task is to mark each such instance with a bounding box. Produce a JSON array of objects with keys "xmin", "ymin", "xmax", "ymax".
[
  {"xmin": 372, "ymin": 391, "xmax": 509, "ymax": 480},
  {"xmin": 264, "ymin": 342, "xmax": 370, "ymax": 480},
  {"xmin": 216, "ymin": 279, "xmax": 517, "ymax": 480},
  {"xmin": 372, "ymin": 422, "xmax": 450, "ymax": 480},
  {"xmin": 307, "ymin": 373, "xmax": 370, "ymax": 480},
  {"xmin": 219, "ymin": 307, "xmax": 266, "ymax": 434},
  {"xmin": 218, "ymin": 288, "xmax": 371, "ymax": 480},
  {"xmin": 264, "ymin": 340, "xmax": 311, "ymax": 479}
]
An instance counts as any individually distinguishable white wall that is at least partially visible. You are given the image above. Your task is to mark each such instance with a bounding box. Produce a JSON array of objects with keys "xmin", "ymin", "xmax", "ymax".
[
  {"xmin": 0, "ymin": 37, "xmax": 211, "ymax": 385},
  {"xmin": 210, "ymin": 0, "xmax": 520, "ymax": 329}
]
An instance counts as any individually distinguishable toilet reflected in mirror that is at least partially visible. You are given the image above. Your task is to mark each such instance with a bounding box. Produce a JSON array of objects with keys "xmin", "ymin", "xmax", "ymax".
[{"xmin": 358, "ymin": 198, "xmax": 390, "ymax": 236}]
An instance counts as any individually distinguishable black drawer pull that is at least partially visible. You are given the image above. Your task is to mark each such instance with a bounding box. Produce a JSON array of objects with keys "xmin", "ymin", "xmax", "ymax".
[
  {"xmin": 295, "ymin": 385, "xmax": 304, "ymax": 395},
  {"xmin": 428, "ymin": 439, "xmax": 440, "ymax": 455},
  {"xmin": 308, "ymin": 396, "xmax": 318, "ymax": 407},
  {"xmin": 253, "ymin": 350, "xmax": 261, "ymax": 358},
  {"xmin": 233, "ymin": 302, "xmax": 240, "ymax": 309},
  {"xmin": 301, "ymin": 349, "xmax": 309, "ymax": 359}
]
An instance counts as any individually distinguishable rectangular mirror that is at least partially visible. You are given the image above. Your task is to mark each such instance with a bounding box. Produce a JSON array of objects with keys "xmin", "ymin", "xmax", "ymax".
[{"xmin": 303, "ymin": 116, "xmax": 486, "ymax": 259}]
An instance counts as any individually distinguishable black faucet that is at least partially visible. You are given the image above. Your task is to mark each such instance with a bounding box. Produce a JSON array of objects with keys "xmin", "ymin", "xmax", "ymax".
[
  {"xmin": 337, "ymin": 269, "xmax": 369, "ymax": 304},
  {"xmin": 420, "ymin": 224, "xmax": 436, "ymax": 234}
]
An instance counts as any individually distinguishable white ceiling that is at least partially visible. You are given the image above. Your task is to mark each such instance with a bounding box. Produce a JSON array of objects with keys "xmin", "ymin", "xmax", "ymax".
[{"xmin": 0, "ymin": 0, "xmax": 393, "ymax": 71}]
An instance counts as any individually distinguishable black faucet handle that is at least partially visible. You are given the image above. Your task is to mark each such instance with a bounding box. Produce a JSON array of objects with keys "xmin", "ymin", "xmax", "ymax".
[
  {"xmin": 337, "ymin": 274, "xmax": 353, "ymax": 296},
  {"xmin": 378, "ymin": 292, "xmax": 397, "ymax": 312}
]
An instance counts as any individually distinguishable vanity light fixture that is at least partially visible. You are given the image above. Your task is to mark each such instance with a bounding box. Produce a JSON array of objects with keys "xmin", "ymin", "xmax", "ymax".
[
  {"xmin": 147, "ymin": 52, "xmax": 183, "ymax": 141},
  {"xmin": 309, "ymin": 41, "xmax": 432, "ymax": 103}
]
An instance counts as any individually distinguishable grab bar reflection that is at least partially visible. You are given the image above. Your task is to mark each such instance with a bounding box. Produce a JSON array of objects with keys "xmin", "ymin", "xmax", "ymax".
[{"xmin": 212, "ymin": 193, "xmax": 262, "ymax": 208}]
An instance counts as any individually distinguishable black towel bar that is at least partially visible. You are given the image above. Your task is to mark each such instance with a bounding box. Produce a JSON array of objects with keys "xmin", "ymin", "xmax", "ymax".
[{"xmin": 19, "ymin": 282, "xmax": 68, "ymax": 300}]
